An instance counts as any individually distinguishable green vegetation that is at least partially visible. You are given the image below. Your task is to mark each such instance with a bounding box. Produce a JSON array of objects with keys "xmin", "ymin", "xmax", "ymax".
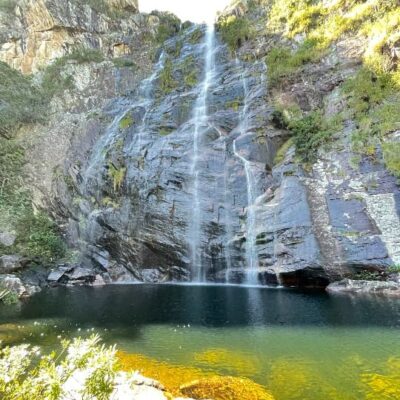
[
  {"xmin": 342, "ymin": 67, "xmax": 400, "ymax": 159},
  {"xmin": 271, "ymin": 106, "xmax": 342, "ymax": 163},
  {"xmin": 0, "ymin": 287, "xmax": 19, "ymax": 305},
  {"xmin": 382, "ymin": 143, "xmax": 400, "ymax": 179},
  {"xmin": 16, "ymin": 212, "xmax": 65, "ymax": 262},
  {"xmin": 108, "ymin": 163, "xmax": 126, "ymax": 192},
  {"xmin": 0, "ymin": 138, "xmax": 65, "ymax": 263},
  {"xmin": 388, "ymin": 264, "xmax": 400, "ymax": 273},
  {"xmin": 352, "ymin": 270, "xmax": 383, "ymax": 281},
  {"xmin": 266, "ymin": 39, "xmax": 323, "ymax": 87},
  {"xmin": 159, "ymin": 58, "xmax": 178, "ymax": 94},
  {"xmin": 188, "ymin": 27, "xmax": 204, "ymax": 44},
  {"xmin": 0, "ymin": 46, "xmax": 106, "ymax": 138},
  {"xmin": 217, "ymin": 14, "xmax": 253, "ymax": 52},
  {"xmin": 273, "ymin": 138, "xmax": 294, "ymax": 165},
  {"xmin": 112, "ymin": 57, "xmax": 136, "ymax": 68},
  {"xmin": 288, "ymin": 111, "xmax": 339, "ymax": 162},
  {"xmin": 0, "ymin": 0, "xmax": 15, "ymax": 13},
  {"xmin": 263, "ymin": 0, "xmax": 400, "ymax": 167},
  {"xmin": 153, "ymin": 11, "xmax": 181, "ymax": 44},
  {"xmin": 0, "ymin": 62, "xmax": 46, "ymax": 138},
  {"xmin": 179, "ymin": 55, "xmax": 198, "ymax": 88},
  {"xmin": 119, "ymin": 113, "xmax": 134, "ymax": 130},
  {"xmin": 0, "ymin": 335, "xmax": 117, "ymax": 400}
]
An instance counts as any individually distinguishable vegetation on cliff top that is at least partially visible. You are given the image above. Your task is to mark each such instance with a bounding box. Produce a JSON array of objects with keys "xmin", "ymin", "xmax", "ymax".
[
  {"xmin": 261, "ymin": 0, "xmax": 400, "ymax": 170},
  {"xmin": 217, "ymin": 14, "xmax": 254, "ymax": 52}
]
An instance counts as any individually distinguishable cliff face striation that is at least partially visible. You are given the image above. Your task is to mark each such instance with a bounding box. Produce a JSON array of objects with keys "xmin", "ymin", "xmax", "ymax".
[{"xmin": 0, "ymin": 0, "xmax": 399, "ymax": 292}]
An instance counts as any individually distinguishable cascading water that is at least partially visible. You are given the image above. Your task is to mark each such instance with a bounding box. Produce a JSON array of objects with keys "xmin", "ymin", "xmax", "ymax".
[
  {"xmin": 190, "ymin": 24, "xmax": 216, "ymax": 282},
  {"xmin": 128, "ymin": 52, "xmax": 165, "ymax": 155},
  {"xmin": 83, "ymin": 52, "xmax": 165, "ymax": 191},
  {"xmin": 233, "ymin": 67, "xmax": 260, "ymax": 286}
]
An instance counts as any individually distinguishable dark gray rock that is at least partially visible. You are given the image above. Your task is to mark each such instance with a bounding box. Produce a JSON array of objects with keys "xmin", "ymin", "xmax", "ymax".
[{"xmin": 0, "ymin": 255, "xmax": 23, "ymax": 273}]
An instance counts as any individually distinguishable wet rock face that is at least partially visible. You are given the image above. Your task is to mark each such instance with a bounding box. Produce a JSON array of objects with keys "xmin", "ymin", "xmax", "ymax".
[
  {"xmin": 7, "ymin": 1, "xmax": 398, "ymax": 288},
  {"xmin": 56, "ymin": 25, "xmax": 284, "ymax": 283},
  {"xmin": 50, "ymin": 20, "xmax": 400, "ymax": 287}
]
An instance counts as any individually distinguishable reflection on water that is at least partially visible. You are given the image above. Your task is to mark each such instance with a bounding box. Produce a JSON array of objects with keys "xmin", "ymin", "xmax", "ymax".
[{"xmin": 1, "ymin": 284, "xmax": 400, "ymax": 399}]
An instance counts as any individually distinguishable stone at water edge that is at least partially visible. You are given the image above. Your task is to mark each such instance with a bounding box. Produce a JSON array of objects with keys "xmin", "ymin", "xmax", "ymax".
[
  {"xmin": 0, "ymin": 274, "xmax": 41, "ymax": 298},
  {"xmin": 0, "ymin": 255, "xmax": 23, "ymax": 273}
]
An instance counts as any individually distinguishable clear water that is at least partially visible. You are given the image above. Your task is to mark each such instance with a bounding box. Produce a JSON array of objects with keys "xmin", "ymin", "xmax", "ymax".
[{"xmin": 1, "ymin": 284, "xmax": 400, "ymax": 399}]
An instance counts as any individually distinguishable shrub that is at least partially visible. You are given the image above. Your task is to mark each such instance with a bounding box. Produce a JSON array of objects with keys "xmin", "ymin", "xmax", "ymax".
[
  {"xmin": 388, "ymin": 264, "xmax": 400, "ymax": 273},
  {"xmin": 112, "ymin": 58, "xmax": 136, "ymax": 68},
  {"xmin": 159, "ymin": 58, "xmax": 178, "ymax": 94},
  {"xmin": 217, "ymin": 15, "xmax": 253, "ymax": 52},
  {"xmin": 274, "ymin": 138, "xmax": 294, "ymax": 165},
  {"xmin": 66, "ymin": 48, "xmax": 104, "ymax": 64},
  {"xmin": 16, "ymin": 212, "xmax": 66, "ymax": 263},
  {"xmin": 288, "ymin": 111, "xmax": 341, "ymax": 162},
  {"xmin": 382, "ymin": 142, "xmax": 400, "ymax": 179},
  {"xmin": 342, "ymin": 67, "xmax": 400, "ymax": 154},
  {"xmin": 0, "ymin": 287, "xmax": 19, "ymax": 306},
  {"xmin": 0, "ymin": 62, "xmax": 46, "ymax": 137},
  {"xmin": 153, "ymin": 11, "xmax": 181, "ymax": 44},
  {"xmin": 179, "ymin": 55, "xmax": 198, "ymax": 88},
  {"xmin": 266, "ymin": 39, "xmax": 323, "ymax": 86},
  {"xmin": 0, "ymin": 335, "xmax": 117, "ymax": 400},
  {"xmin": 119, "ymin": 114, "xmax": 134, "ymax": 130},
  {"xmin": 108, "ymin": 163, "xmax": 126, "ymax": 192}
]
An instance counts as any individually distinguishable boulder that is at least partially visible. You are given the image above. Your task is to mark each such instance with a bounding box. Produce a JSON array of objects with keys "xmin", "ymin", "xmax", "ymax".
[
  {"xmin": 47, "ymin": 265, "xmax": 74, "ymax": 283},
  {"xmin": 0, "ymin": 232, "xmax": 16, "ymax": 247},
  {"xmin": 0, "ymin": 274, "xmax": 41, "ymax": 298},
  {"xmin": 67, "ymin": 266, "xmax": 96, "ymax": 281},
  {"xmin": 0, "ymin": 255, "xmax": 22, "ymax": 273}
]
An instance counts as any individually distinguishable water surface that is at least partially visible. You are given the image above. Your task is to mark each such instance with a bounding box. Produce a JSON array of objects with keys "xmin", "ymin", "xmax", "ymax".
[{"xmin": 1, "ymin": 284, "xmax": 400, "ymax": 399}]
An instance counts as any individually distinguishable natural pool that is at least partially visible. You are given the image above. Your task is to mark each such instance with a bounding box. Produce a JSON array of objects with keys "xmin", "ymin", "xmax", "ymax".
[{"xmin": 1, "ymin": 284, "xmax": 400, "ymax": 399}]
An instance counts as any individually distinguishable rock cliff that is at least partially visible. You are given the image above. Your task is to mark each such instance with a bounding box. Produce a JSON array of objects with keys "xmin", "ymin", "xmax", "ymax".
[{"xmin": 0, "ymin": 0, "xmax": 399, "ymax": 290}]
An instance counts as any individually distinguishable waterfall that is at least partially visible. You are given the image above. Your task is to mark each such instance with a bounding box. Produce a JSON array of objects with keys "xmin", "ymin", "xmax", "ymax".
[
  {"xmin": 233, "ymin": 66, "xmax": 260, "ymax": 286},
  {"xmin": 128, "ymin": 52, "xmax": 165, "ymax": 155},
  {"xmin": 190, "ymin": 24, "xmax": 216, "ymax": 282},
  {"xmin": 214, "ymin": 124, "xmax": 233, "ymax": 283}
]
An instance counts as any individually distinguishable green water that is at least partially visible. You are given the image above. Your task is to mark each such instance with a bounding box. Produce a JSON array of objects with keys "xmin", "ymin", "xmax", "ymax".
[{"xmin": 1, "ymin": 284, "xmax": 400, "ymax": 399}]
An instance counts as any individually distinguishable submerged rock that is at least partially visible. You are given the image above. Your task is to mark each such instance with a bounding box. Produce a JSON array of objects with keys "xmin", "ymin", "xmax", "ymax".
[
  {"xmin": 180, "ymin": 376, "xmax": 274, "ymax": 400},
  {"xmin": 327, "ymin": 279, "xmax": 400, "ymax": 296}
]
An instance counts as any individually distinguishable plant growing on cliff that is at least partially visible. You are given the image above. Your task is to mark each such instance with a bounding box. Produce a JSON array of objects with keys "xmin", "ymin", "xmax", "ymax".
[
  {"xmin": 0, "ymin": 138, "xmax": 65, "ymax": 263},
  {"xmin": 0, "ymin": 287, "xmax": 18, "ymax": 306},
  {"xmin": 382, "ymin": 143, "xmax": 400, "ymax": 179},
  {"xmin": 153, "ymin": 11, "xmax": 181, "ymax": 44},
  {"xmin": 217, "ymin": 14, "xmax": 253, "ymax": 52},
  {"xmin": 284, "ymin": 111, "xmax": 342, "ymax": 163},
  {"xmin": 108, "ymin": 163, "xmax": 126, "ymax": 192},
  {"xmin": 266, "ymin": 39, "xmax": 323, "ymax": 87},
  {"xmin": 16, "ymin": 212, "xmax": 66, "ymax": 263},
  {"xmin": 0, "ymin": 62, "xmax": 46, "ymax": 137},
  {"xmin": 159, "ymin": 58, "xmax": 178, "ymax": 94}
]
